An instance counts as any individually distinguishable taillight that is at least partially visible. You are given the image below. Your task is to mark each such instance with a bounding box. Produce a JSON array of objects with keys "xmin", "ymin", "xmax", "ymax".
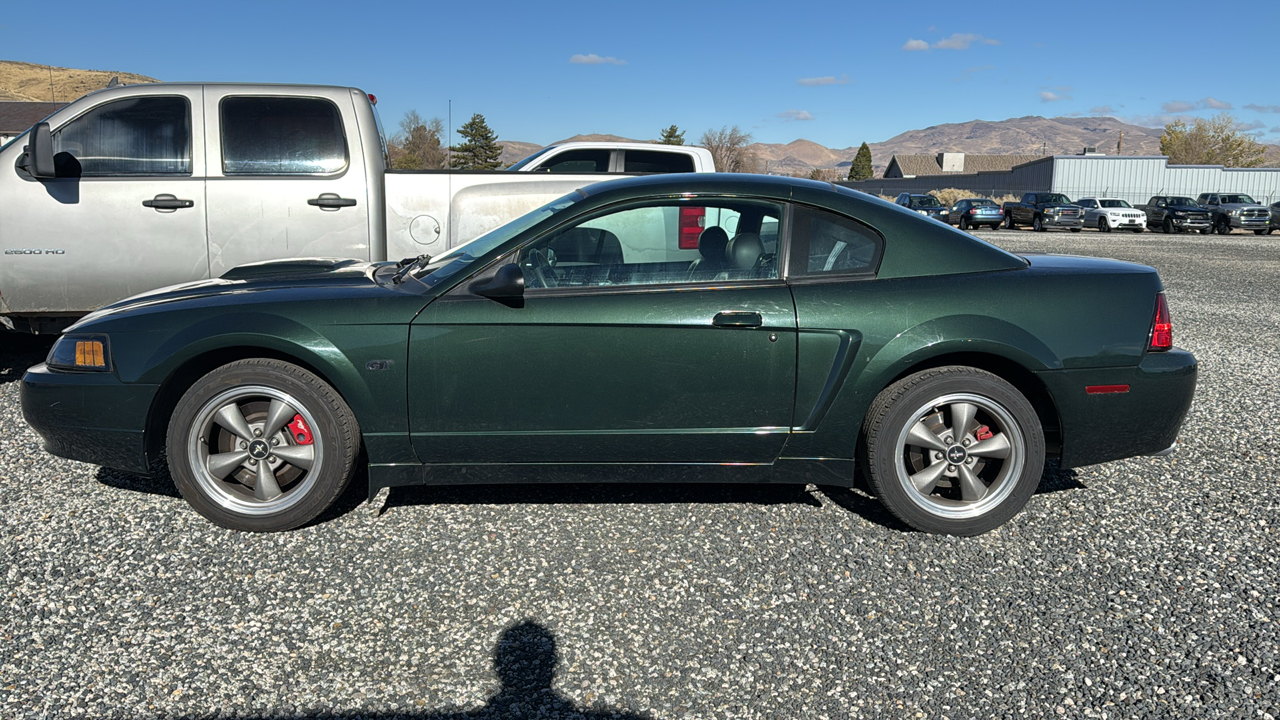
[
  {"xmin": 678, "ymin": 206, "xmax": 706, "ymax": 249},
  {"xmin": 367, "ymin": 93, "xmax": 378, "ymax": 106},
  {"xmin": 1150, "ymin": 293, "xmax": 1173, "ymax": 351}
]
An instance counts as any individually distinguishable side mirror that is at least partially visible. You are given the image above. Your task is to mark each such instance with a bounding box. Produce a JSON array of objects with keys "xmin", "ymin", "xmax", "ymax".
[
  {"xmin": 470, "ymin": 263, "xmax": 525, "ymax": 308},
  {"xmin": 16, "ymin": 122, "xmax": 56, "ymax": 179}
]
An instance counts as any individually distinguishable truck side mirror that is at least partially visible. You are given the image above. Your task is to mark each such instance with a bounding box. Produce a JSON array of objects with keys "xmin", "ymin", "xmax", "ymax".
[
  {"xmin": 16, "ymin": 122, "xmax": 56, "ymax": 179},
  {"xmin": 470, "ymin": 263, "xmax": 525, "ymax": 308}
]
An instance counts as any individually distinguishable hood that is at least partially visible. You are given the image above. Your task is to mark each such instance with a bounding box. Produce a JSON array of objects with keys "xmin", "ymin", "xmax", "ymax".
[{"xmin": 71, "ymin": 258, "xmax": 389, "ymax": 329}]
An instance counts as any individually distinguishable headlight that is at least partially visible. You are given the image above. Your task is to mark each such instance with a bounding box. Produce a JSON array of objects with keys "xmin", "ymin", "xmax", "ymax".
[
  {"xmin": 47, "ymin": 334, "xmax": 113, "ymax": 372},
  {"xmin": 917, "ymin": 210, "xmax": 928, "ymax": 216},
  {"xmin": 1172, "ymin": 211, "xmax": 1186, "ymax": 218},
  {"xmin": 1229, "ymin": 209, "xmax": 1241, "ymax": 216}
]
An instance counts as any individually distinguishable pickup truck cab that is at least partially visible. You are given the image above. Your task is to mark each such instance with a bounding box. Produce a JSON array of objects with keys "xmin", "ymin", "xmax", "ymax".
[
  {"xmin": 1195, "ymin": 193, "xmax": 1270, "ymax": 235},
  {"xmin": 1002, "ymin": 193, "xmax": 1084, "ymax": 232},
  {"xmin": 1076, "ymin": 198, "xmax": 1145, "ymax": 233},
  {"xmin": 0, "ymin": 83, "xmax": 713, "ymax": 333},
  {"xmin": 508, "ymin": 141, "xmax": 713, "ymax": 174},
  {"xmin": 1140, "ymin": 196, "xmax": 1212, "ymax": 234}
]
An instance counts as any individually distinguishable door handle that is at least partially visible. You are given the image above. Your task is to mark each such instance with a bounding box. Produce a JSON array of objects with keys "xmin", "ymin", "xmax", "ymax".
[
  {"xmin": 308, "ymin": 193, "xmax": 358, "ymax": 210},
  {"xmin": 712, "ymin": 311, "xmax": 763, "ymax": 328},
  {"xmin": 142, "ymin": 194, "xmax": 194, "ymax": 210}
]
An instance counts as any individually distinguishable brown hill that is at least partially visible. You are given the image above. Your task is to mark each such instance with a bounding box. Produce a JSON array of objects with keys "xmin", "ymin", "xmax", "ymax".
[{"xmin": 0, "ymin": 60, "xmax": 157, "ymax": 102}]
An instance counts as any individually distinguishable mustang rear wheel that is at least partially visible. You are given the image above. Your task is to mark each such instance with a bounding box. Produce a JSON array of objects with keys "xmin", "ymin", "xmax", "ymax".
[
  {"xmin": 167, "ymin": 359, "xmax": 359, "ymax": 531},
  {"xmin": 860, "ymin": 367, "xmax": 1045, "ymax": 535}
]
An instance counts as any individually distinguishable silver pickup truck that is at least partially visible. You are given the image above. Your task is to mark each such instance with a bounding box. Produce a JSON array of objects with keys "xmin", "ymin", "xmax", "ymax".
[{"xmin": 0, "ymin": 83, "xmax": 713, "ymax": 332}]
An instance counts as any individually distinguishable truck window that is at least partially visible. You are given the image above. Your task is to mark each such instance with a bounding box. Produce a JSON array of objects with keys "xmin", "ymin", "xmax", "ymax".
[
  {"xmin": 624, "ymin": 150, "xmax": 695, "ymax": 173},
  {"xmin": 51, "ymin": 96, "xmax": 191, "ymax": 176},
  {"xmin": 221, "ymin": 97, "xmax": 347, "ymax": 175},
  {"xmin": 539, "ymin": 149, "xmax": 611, "ymax": 173}
]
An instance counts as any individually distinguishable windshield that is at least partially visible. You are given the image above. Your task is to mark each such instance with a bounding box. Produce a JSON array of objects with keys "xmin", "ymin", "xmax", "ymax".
[
  {"xmin": 911, "ymin": 196, "xmax": 943, "ymax": 208},
  {"xmin": 505, "ymin": 146, "xmax": 559, "ymax": 172},
  {"xmin": 1100, "ymin": 199, "xmax": 1132, "ymax": 208},
  {"xmin": 1169, "ymin": 197, "xmax": 1198, "ymax": 206},
  {"xmin": 1219, "ymin": 194, "xmax": 1255, "ymax": 204},
  {"xmin": 414, "ymin": 191, "xmax": 583, "ymax": 287},
  {"xmin": 1039, "ymin": 194, "xmax": 1072, "ymax": 204}
]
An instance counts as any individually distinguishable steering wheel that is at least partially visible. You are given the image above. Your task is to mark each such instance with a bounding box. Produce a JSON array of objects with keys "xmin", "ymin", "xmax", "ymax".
[{"xmin": 527, "ymin": 248, "xmax": 556, "ymax": 288}]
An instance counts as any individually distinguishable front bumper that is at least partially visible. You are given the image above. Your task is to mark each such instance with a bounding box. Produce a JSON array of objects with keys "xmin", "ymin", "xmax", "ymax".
[
  {"xmin": 1042, "ymin": 215, "xmax": 1085, "ymax": 229},
  {"xmin": 1104, "ymin": 215, "xmax": 1146, "ymax": 230},
  {"xmin": 1168, "ymin": 216, "xmax": 1211, "ymax": 231},
  {"xmin": 1230, "ymin": 216, "xmax": 1270, "ymax": 230},
  {"xmin": 20, "ymin": 363, "xmax": 158, "ymax": 474},
  {"xmin": 1036, "ymin": 348, "xmax": 1197, "ymax": 468}
]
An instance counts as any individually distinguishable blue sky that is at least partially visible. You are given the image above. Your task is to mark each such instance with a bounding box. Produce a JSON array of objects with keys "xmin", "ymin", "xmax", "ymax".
[{"xmin": 3, "ymin": 0, "xmax": 1278, "ymax": 149}]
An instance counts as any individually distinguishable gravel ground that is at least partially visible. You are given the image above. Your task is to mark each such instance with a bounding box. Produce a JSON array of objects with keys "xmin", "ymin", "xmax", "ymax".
[{"xmin": 1, "ymin": 227, "xmax": 1277, "ymax": 719}]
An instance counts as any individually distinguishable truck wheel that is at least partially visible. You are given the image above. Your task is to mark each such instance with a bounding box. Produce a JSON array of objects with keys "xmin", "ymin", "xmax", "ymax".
[
  {"xmin": 1033, "ymin": 215, "xmax": 1045, "ymax": 232},
  {"xmin": 859, "ymin": 366, "xmax": 1045, "ymax": 536},
  {"xmin": 167, "ymin": 358, "xmax": 361, "ymax": 532},
  {"xmin": 1254, "ymin": 230, "xmax": 1267, "ymax": 235},
  {"xmin": 1003, "ymin": 214, "xmax": 1014, "ymax": 230},
  {"xmin": 1200, "ymin": 227, "xmax": 1213, "ymax": 235},
  {"xmin": 1098, "ymin": 218, "xmax": 1111, "ymax": 233},
  {"xmin": 1162, "ymin": 218, "xmax": 1174, "ymax": 234},
  {"xmin": 1216, "ymin": 218, "xmax": 1231, "ymax": 235}
]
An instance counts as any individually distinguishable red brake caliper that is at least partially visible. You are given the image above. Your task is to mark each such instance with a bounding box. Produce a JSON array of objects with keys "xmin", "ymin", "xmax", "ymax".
[
  {"xmin": 974, "ymin": 425, "xmax": 993, "ymax": 441},
  {"xmin": 286, "ymin": 414, "xmax": 314, "ymax": 445}
]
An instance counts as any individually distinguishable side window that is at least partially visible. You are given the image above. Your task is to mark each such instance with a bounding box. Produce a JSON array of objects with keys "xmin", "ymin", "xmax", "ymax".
[
  {"xmin": 623, "ymin": 150, "xmax": 694, "ymax": 173},
  {"xmin": 788, "ymin": 205, "xmax": 882, "ymax": 278},
  {"xmin": 517, "ymin": 200, "xmax": 782, "ymax": 290},
  {"xmin": 52, "ymin": 96, "xmax": 191, "ymax": 176},
  {"xmin": 221, "ymin": 96, "xmax": 347, "ymax": 175},
  {"xmin": 538, "ymin": 149, "xmax": 611, "ymax": 173}
]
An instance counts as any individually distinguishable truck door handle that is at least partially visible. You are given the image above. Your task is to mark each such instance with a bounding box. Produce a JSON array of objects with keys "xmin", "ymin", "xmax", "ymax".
[
  {"xmin": 308, "ymin": 193, "xmax": 358, "ymax": 210},
  {"xmin": 142, "ymin": 194, "xmax": 194, "ymax": 210},
  {"xmin": 712, "ymin": 311, "xmax": 763, "ymax": 327}
]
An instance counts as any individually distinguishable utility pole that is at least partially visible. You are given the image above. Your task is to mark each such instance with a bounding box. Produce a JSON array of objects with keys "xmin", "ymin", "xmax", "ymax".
[
  {"xmin": 1117, "ymin": 131, "xmax": 1123, "ymax": 155},
  {"xmin": 48, "ymin": 67, "xmax": 55, "ymax": 102}
]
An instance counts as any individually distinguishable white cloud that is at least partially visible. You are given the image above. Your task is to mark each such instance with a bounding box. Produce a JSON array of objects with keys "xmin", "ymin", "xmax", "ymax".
[
  {"xmin": 1162, "ymin": 101, "xmax": 1196, "ymax": 113},
  {"xmin": 798, "ymin": 75, "xmax": 850, "ymax": 86},
  {"xmin": 569, "ymin": 53, "xmax": 625, "ymax": 65},
  {"xmin": 1164, "ymin": 98, "xmax": 1235, "ymax": 113},
  {"xmin": 1245, "ymin": 104, "xmax": 1280, "ymax": 113},
  {"xmin": 1091, "ymin": 105, "xmax": 1116, "ymax": 115},
  {"xmin": 1235, "ymin": 120, "xmax": 1265, "ymax": 132},
  {"xmin": 1201, "ymin": 97, "xmax": 1232, "ymax": 110},
  {"xmin": 1127, "ymin": 113, "xmax": 1193, "ymax": 128},
  {"xmin": 1040, "ymin": 91, "xmax": 1070, "ymax": 102},
  {"xmin": 778, "ymin": 110, "xmax": 815, "ymax": 121},
  {"xmin": 902, "ymin": 39, "xmax": 929, "ymax": 51},
  {"xmin": 935, "ymin": 33, "xmax": 999, "ymax": 50}
]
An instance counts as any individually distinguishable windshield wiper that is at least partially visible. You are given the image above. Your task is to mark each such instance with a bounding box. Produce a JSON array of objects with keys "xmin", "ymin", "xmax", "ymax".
[{"xmin": 391, "ymin": 254, "xmax": 432, "ymax": 285}]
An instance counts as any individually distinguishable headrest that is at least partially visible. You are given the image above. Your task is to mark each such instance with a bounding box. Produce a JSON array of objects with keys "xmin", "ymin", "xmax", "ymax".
[
  {"xmin": 697, "ymin": 226, "xmax": 729, "ymax": 262},
  {"xmin": 726, "ymin": 232, "xmax": 763, "ymax": 270}
]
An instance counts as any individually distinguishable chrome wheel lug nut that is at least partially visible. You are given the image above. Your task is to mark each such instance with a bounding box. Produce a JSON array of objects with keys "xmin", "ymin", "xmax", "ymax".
[
  {"xmin": 253, "ymin": 429, "xmax": 263, "ymax": 437},
  {"xmin": 271, "ymin": 438, "xmax": 280, "ymax": 446},
  {"xmin": 249, "ymin": 459, "xmax": 258, "ymax": 466},
  {"xmin": 268, "ymin": 456, "xmax": 276, "ymax": 463},
  {"xmin": 947, "ymin": 465, "xmax": 956, "ymax": 472},
  {"xmin": 239, "ymin": 441, "xmax": 247, "ymax": 449},
  {"xmin": 963, "ymin": 439, "xmax": 971, "ymax": 446}
]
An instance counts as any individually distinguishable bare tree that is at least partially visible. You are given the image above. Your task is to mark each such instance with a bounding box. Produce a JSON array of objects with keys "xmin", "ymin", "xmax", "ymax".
[
  {"xmin": 699, "ymin": 125, "xmax": 759, "ymax": 173},
  {"xmin": 389, "ymin": 110, "xmax": 447, "ymax": 170},
  {"xmin": 1160, "ymin": 113, "xmax": 1265, "ymax": 168}
]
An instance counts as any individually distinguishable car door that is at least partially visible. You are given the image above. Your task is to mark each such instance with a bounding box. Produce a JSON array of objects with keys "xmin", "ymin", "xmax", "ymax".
[
  {"xmin": 0, "ymin": 89, "xmax": 208, "ymax": 314},
  {"xmin": 202, "ymin": 88, "xmax": 371, "ymax": 276},
  {"xmin": 408, "ymin": 197, "xmax": 797, "ymax": 466}
]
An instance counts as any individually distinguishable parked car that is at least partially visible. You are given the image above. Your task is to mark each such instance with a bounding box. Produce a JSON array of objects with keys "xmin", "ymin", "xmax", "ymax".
[
  {"xmin": 0, "ymin": 83, "xmax": 714, "ymax": 334},
  {"xmin": 1140, "ymin": 196, "xmax": 1213, "ymax": 234},
  {"xmin": 894, "ymin": 193, "xmax": 950, "ymax": 222},
  {"xmin": 1269, "ymin": 202, "xmax": 1280, "ymax": 235},
  {"xmin": 21, "ymin": 174, "xmax": 1197, "ymax": 537},
  {"xmin": 947, "ymin": 198, "xmax": 1004, "ymax": 231},
  {"xmin": 1195, "ymin": 193, "xmax": 1270, "ymax": 235},
  {"xmin": 1002, "ymin": 193, "xmax": 1084, "ymax": 232},
  {"xmin": 1076, "ymin": 198, "xmax": 1145, "ymax": 233}
]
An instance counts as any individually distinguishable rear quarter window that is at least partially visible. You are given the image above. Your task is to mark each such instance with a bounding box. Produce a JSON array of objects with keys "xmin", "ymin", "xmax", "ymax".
[
  {"xmin": 221, "ymin": 96, "xmax": 348, "ymax": 175},
  {"xmin": 623, "ymin": 150, "xmax": 695, "ymax": 173},
  {"xmin": 787, "ymin": 205, "xmax": 883, "ymax": 279}
]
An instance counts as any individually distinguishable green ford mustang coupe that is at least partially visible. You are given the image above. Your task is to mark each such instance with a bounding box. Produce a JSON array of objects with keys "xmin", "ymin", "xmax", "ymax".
[{"xmin": 21, "ymin": 174, "xmax": 1197, "ymax": 535}]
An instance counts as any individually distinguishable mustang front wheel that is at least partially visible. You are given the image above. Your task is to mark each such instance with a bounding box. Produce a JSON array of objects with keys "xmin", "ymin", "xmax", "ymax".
[
  {"xmin": 860, "ymin": 367, "xmax": 1045, "ymax": 535},
  {"xmin": 167, "ymin": 359, "xmax": 360, "ymax": 531}
]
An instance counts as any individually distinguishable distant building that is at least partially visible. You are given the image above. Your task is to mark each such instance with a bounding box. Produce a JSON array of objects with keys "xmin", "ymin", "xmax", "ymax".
[
  {"xmin": 884, "ymin": 152, "xmax": 1042, "ymax": 179},
  {"xmin": 0, "ymin": 102, "xmax": 66, "ymax": 145},
  {"xmin": 841, "ymin": 155, "xmax": 1280, "ymax": 206}
]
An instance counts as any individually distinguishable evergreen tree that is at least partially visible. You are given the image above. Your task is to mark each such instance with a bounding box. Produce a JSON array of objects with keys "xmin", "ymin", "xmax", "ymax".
[
  {"xmin": 450, "ymin": 114, "xmax": 503, "ymax": 170},
  {"xmin": 848, "ymin": 142, "xmax": 873, "ymax": 181},
  {"xmin": 658, "ymin": 125, "xmax": 685, "ymax": 145}
]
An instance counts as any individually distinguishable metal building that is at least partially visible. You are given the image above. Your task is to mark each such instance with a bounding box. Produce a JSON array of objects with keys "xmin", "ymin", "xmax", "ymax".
[{"xmin": 840, "ymin": 155, "xmax": 1280, "ymax": 206}]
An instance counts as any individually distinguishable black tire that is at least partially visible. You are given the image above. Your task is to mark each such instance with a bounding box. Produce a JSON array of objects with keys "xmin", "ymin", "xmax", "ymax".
[
  {"xmin": 1098, "ymin": 217, "xmax": 1111, "ymax": 233},
  {"xmin": 1069, "ymin": 227, "xmax": 1081, "ymax": 233},
  {"xmin": 859, "ymin": 366, "xmax": 1045, "ymax": 535},
  {"xmin": 1162, "ymin": 218, "xmax": 1173, "ymax": 234},
  {"xmin": 1216, "ymin": 217, "xmax": 1231, "ymax": 235},
  {"xmin": 1254, "ymin": 230, "xmax": 1266, "ymax": 235},
  {"xmin": 959, "ymin": 216, "xmax": 970, "ymax": 231},
  {"xmin": 988, "ymin": 223, "xmax": 1000, "ymax": 231},
  {"xmin": 166, "ymin": 358, "xmax": 360, "ymax": 532},
  {"xmin": 1200, "ymin": 227, "xmax": 1213, "ymax": 235},
  {"xmin": 1033, "ymin": 215, "xmax": 1045, "ymax": 232},
  {"xmin": 1268, "ymin": 228, "xmax": 1275, "ymax": 235},
  {"xmin": 1003, "ymin": 213, "xmax": 1015, "ymax": 230}
]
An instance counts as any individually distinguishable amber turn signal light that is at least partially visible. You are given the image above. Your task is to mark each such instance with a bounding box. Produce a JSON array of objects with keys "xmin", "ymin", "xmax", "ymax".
[{"xmin": 47, "ymin": 334, "xmax": 112, "ymax": 372}]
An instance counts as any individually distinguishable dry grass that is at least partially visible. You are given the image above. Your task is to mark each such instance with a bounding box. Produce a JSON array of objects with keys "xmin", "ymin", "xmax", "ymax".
[{"xmin": 0, "ymin": 61, "xmax": 157, "ymax": 102}]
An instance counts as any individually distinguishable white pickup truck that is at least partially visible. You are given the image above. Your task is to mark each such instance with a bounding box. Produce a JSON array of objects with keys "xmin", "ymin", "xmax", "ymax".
[{"xmin": 0, "ymin": 83, "xmax": 714, "ymax": 332}]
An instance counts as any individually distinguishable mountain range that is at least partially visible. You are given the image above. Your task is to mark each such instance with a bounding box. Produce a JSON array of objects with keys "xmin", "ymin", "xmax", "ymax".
[{"xmin": 5, "ymin": 61, "xmax": 1276, "ymax": 175}]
